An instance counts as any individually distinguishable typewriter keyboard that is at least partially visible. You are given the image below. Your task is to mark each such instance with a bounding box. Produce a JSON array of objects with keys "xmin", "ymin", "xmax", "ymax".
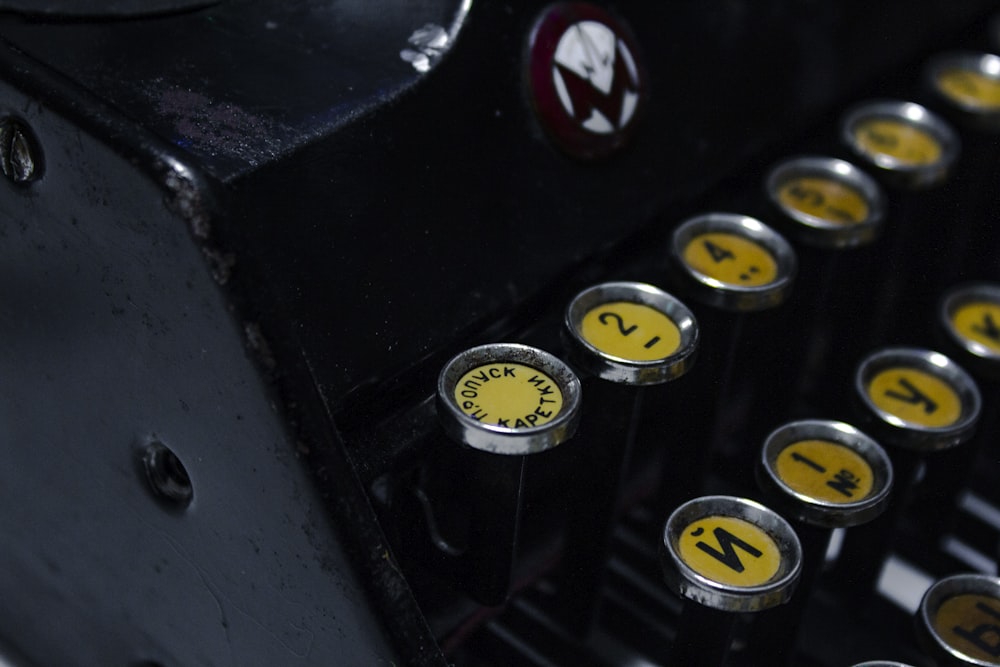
[{"xmin": 341, "ymin": 8, "xmax": 1000, "ymax": 666}]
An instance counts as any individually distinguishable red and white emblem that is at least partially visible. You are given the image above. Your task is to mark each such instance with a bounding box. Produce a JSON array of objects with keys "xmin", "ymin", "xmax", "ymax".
[{"xmin": 528, "ymin": 3, "xmax": 644, "ymax": 158}]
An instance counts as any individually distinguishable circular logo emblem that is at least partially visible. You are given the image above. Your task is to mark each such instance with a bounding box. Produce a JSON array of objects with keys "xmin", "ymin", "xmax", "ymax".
[{"xmin": 528, "ymin": 3, "xmax": 644, "ymax": 158}]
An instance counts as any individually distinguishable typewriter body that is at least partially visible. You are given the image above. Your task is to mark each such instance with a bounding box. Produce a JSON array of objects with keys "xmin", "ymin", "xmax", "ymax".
[{"xmin": 1, "ymin": 1, "xmax": 999, "ymax": 665}]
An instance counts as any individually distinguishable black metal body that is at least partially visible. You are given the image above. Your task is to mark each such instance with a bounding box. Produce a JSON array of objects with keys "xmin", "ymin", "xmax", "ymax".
[{"xmin": 1, "ymin": 1, "xmax": 999, "ymax": 665}]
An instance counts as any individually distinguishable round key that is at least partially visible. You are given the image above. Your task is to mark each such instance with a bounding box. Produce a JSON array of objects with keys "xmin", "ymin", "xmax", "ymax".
[
  {"xmin": 526, "ymin": 2, "xmax": 645, "ymax": 159},
  {"xmin": 670, "ymin": 212, "xmax": 797, "ymax": 311},
  {"xmin": 661, "ymin": 495, "xmax": 801, "ymax": 612},
  {"xmin": 748, "ymin": 420, "xmax": 893, "ymax": 665},
  {"xmin": 855, "ymin": 347, "xmax": 981, "ymax": 451},
  {"xmin": 765, "ymin": 156, "xmax": 886, "ymax": 248},
  {"xmin": 917, "ymin": 574, "xmax": 1000, "ymax": 666},
  {"xmin": 941, "ymin": 283, "xmax": 1000, "ymax": 380},
  {"xmin": 758, "ymin": 420, "xmax": 893, "ymax": 529},
  {"xmin": 564, "ymin": 281, "xmax": 699, "ymax": 385},
  {"xmin": 841, "ymin": 100, "xmax": 959, "ymax": 188},
  {"xmin": 437, "ymin": 343, "xmax": 582, "ymax": 455},
  {"xmin": 927, "ymin": 52, "xmax": 1000, "ymax": 129},
  {"xmin": 850, "ymin": 662, "xmax": 918, "ymax": 667},
  {"xmin": 558, "ymin": 282, "xmax": 698, "ymax": 633}
]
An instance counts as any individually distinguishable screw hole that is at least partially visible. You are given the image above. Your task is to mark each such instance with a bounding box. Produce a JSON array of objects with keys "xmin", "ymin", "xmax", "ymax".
[
  {"xmin": 141, "ymin": 441, "xmax": 193, "ymax": 508},
  {"xmin": 0, "ymin": 117, "xmax": 42, "ymax": 184}
]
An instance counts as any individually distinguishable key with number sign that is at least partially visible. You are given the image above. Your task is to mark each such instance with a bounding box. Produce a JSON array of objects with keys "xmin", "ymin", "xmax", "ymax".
[{"xmin": 751, "ymin": 420, "xmax": 894, "ymax": 665}]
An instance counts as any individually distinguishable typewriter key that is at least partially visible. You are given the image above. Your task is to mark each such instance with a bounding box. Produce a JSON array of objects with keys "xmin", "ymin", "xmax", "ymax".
[
  {"xmin": 917, "ymin": 574, "xmax": 1000, "ymax": 666},
  {"xmin": 558, "ymin": 281, "xmax": 699, "ymax": 633},
  {"xmin": 670, "ymin": 212, "xmax": 797, "ymax": 312},
  {"xmin": 758, "ymin": 420, "xmax": 893, "ymax": 530},
  {"xmin": 832, "ymin": 348, "xmax": 981, "ymax": 604},
  {"xmin": 854, "ymin": 346, "xmax": 979, "ymax": 544},
  {"xmin": 427, "ymin": 344, "xmax": 582, "ymax": 603},
  {"xmin": 856, "ymin": 347, "xmax": 981, "ymax": 452},
  {"xmin": 941, "ymin": 283, "xmax": 1000, "ymax": 380},
  {"xmin": 661, "ymin": 496, "xmax": 801, "ymax": 664},
  {"xmin": 850, "ymin": 663, "xmax": 918, "ymax": 667},
  {"xmin": 662, "ymin": 496, "xmax": 801, "ymax": 611},
  {"xmin": 437, "ymin": 343, "xmax": 582, "ymax": 455},
  {"xmin": 927, "ymin": 52, "xmax": 1000, "ymax": 129},
  {"xmin": 765, "ymin": 156, "xmax": 886, "ymax": 248},
  {"xmin": 921, "ymin": 284, "xmax": 1000, "ymax": 553},
  {"xmin": 842, "ymin": 100, "xmax": 959, "ymax": 188},
  {"xmin": 664, "ymin": 213, "xmax": 797, "ymax": 511},
  {"xmin": 751, "ymin": 420, "xmax": 893, "ymax": 664},
  {"xmin": 564, "ymin": 281, "xmax": 698, "ymax": 384}
]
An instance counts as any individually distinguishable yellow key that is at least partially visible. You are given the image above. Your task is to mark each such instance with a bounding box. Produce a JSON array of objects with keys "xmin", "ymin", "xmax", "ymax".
[
  {"xmin": 565, "ymin": 281, "xmax": 699, "ymax": 385},
  {"xmin": 438, "ymin": 343, "xmax": 582, "ymax": 455},
  {"xmin": 579, "ymin": 301, "xmax": 682, "ymax": 361},
  {"xmin": 919, "ymin": 574, "xmax": 1000, "ymax": 666},
  {"xmin": 774, "ymin": 439, "xmax": 875, "ymax": 505},
  {"xmin": 852, "ymin": 117, "xmax": 943, "ymax": 167},
  {"xmin": 777, "ymin": 175, "xmax": 870, "ymax": 225},
  {"xmin": 454, "ymin": 362, "xmax": 564, "ymax": 429},
  {"xmin": 677, "ymin": 515, "xmax": 782, "ymax": 588},
  {"xmin": 671, "ymin": 213, "xmax": 796, "ymax": 311},
  {"xmin": 951, "ymin": 300, "xmax": 1000, "ymax": 357},
  {"xmin": 867, "ymin": 366, "xmax": 962, "ymax": 429},
  {"xmin": 682, "ymin": 232, "xmax": 778, "ymax": 287},
  {"xmin": 760, "ymin": 420, "xmax": 892, "ymax": 527},
  {"xmin": 842, "ymin": 101, "xmax": 957, "ymax": 188},
  {"xmin": 855, "ymin": 348, "xmax": 980, "ymax": 451},
  {"xmin": 661, "ymin": 496, "xmax": 801, "ymax": 612}
]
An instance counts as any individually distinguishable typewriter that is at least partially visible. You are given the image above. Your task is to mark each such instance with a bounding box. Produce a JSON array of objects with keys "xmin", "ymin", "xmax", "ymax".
[{"xmin": 1, "ymin": 1, "xmax": 999, "ymax": 665}]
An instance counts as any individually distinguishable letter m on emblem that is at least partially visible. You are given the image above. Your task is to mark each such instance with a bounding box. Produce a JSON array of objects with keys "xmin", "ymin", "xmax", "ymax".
[{"xmin": 551, "ymin": 22, "xmax": 640, "ymax": 134}]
